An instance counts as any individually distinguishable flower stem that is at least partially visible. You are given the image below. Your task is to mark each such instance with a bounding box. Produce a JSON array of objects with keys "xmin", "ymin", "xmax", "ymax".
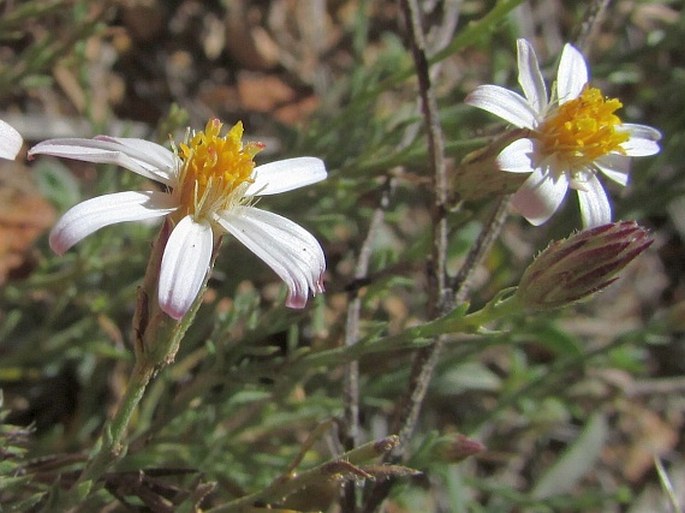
[
  {"xmin": 45, "ymin": 223, "xmax": 219, "ymax": 511},
  {"xmin": 70, "ymin": 360, "xmax": 155, "ymax": 496},
  {"xmin": 294, "ymin": 289, "xmax": 522, "ymax": 372}
]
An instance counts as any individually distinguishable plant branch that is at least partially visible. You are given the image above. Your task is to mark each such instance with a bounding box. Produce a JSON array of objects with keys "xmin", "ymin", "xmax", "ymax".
[
  {"xmin": 573, "ymin": 0, "xmax": 612, "ymax": 54},
  {"xmin": 451, "ymin": 196, "xmax": 511, "ymax": 302},
  {"xmin": 362, "ymin": 0, "xmax": 450, "ymax": 509},
  {"xmin": 206, "ymin": 436, "xmax": 404, "ymax": 513},
  {"xmin": 341, "ymin": 178, "xmax": 394, "ymax": 512}
]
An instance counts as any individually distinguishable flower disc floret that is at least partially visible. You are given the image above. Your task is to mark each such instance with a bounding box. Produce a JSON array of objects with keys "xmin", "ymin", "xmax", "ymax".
[
  {"xmin": 538, "ymin": 86, "xmax": 629, "ymax": 170},
  {"xmin": 175, "ymin": 119, "xmax": 263, "ymax": 220}
]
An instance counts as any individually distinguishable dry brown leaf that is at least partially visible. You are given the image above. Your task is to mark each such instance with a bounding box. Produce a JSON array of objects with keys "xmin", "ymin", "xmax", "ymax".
[
  {"xmin": 0, "ymin": 162, "xmax": 56, "ymax": 284},
  {"xmin": 607, "ymin": 399, "xmax": 681, "ymax": 483},
  {"xmin": 236, "ymin": 72, "xmax": 319, "ymax": 124},
  {"xmin": 224, "ymin": 2, "xmax": 280, "ymax": 70},
  {"xmin": 237, "ymin": 72, "xmax": 296, "ymax": 112}
]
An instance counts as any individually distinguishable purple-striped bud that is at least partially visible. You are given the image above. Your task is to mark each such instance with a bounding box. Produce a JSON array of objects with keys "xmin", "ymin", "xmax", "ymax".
[{"xmin": 516, "ymin": 221, "xmax": 652, "ymax": 311}]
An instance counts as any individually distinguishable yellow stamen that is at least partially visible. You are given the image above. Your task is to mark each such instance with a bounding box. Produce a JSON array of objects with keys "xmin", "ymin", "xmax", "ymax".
[
  {"xmin": 175, "ymin": 119, "xmax": 263, "ymax": 220},
  {"xmin": 537, "ymin": 86, "xmax": 629, "ymax": 170}
]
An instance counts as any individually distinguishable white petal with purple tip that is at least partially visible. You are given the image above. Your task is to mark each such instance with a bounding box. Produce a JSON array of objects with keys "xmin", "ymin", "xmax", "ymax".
[
  {"xmin": 158, "ymin": 216, "xmax": 214, "ymax": 320},
  {"xmin": 49, "ymin": 190, "xmax": 176, "ymax": 255},
  {"xmin": 216, "ymin": 206, "xmax": 325, "ymax": 308}
]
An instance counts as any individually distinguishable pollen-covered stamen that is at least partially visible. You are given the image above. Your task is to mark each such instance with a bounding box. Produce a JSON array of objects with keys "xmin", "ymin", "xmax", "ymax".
[
  {"xmin": 537, "ymin": 86, "xmax": 629, "ymax": 169},
  {"xmin": 174, "ymin": 119, "xmax": 263, "ymax": 220}
]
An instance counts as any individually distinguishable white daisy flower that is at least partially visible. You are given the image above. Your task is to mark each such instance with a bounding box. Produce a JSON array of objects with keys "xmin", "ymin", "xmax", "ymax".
[
  {"xmin": 0, "ymin": 119, "xmax": 23, "ymax": 160},
  {"xmin": 29, "ymin": 119, "xmax": 327, "ymax": 319},
  {"xmin": 465, "ymin": 39, "xmax": 661, "ymax": 227}
]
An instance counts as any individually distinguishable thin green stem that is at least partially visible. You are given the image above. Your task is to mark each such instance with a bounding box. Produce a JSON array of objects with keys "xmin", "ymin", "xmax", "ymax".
[
  {"xmin": 44, "ymin": 226, "xmax": 219, "ymax": 511},
  {"xmin": 39, "ymin": 359, "xmax": 157, "ymax": 512},
  {"xmin": 294, "ymin": 291, "xmax": 521, "ymax": 372},
  {"xmin": 70, "ymin": 361, "xmax": 155, "ymax": 493}
]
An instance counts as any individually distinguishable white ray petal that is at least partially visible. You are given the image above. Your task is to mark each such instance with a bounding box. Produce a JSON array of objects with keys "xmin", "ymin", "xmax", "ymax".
[
  {"xmin": 158, "ymin": 216, "xmax": 213, "ymax": 320},
  {"xmin": 95, "ymin": 135, "xmax": 178, "ymax": 174},
  {"xmin": 577, "ymin": 174, "xmax": 612, "ymax": 227},
  {"xmin": 619, "ymin": 123, "xmax": 661, "ymax": 156},
  {"xmin": 49, "ymin": 191, "xmax": 176, "ymax": 255},
  {"xmin": 465, "ymin": 85, "xmax": 539, "ymax": 129},
  {"xmin": 0, "ymin": 120, "xmax": 23, "ymax": 160},
  {"xmin": 511, "ymin": 168, "xmax": 569, "ymax": 226},
  {"xmin": 497, "ymin": 138, "xmax": 536, "ymax": 173},
  {"xmin": 216, "ymin": 206, "xmax": 326, "ymax": 308},
  {"xmin": 595, "ymin": 154, "xmax": 631, "ymax": 186},
  {"xmin": 29, "ymin": 137, "xmax": 176, "ymax": 185},
  {"xmin": 620, "ymin": 123, "xmax": 661, "ymax": 142},
  {"xmin": 556, "ymin": 43, "xmax": 588, "ymax": 103},
  {"xmin": 517, "ymin": 39, "xmax": 548, "ymax": 113},
  {"xmin": 246, "ymin": 157, "xmax": 327, "ymax": 196}
]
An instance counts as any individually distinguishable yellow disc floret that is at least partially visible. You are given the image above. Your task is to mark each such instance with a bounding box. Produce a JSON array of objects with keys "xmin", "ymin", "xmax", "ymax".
[
  {"xmin": 538, "ymin": 86, "xmax": 629, "ymax": 170},
  {"xmin": 175, "ymin": 119, "xmax": 263, "ymax": 220}
]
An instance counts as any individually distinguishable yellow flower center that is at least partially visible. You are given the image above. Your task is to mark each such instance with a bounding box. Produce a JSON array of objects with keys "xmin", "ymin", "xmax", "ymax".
[
  {"xmin": 175, "ymin": 119, "xmax": 263, "ymax": 221},
  {"xmin": 537, "ymin": 86, "xmax": 629, "ymax": 169}
]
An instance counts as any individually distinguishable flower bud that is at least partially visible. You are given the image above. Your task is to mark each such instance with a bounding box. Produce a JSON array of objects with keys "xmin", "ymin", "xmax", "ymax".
[
  {"xmin": 430, "ymin": 433, "xmax": 486, "ymax": 463},
  {"xmin": 516, "ymin": 221, "xmax": 652, "ymax": 310},
  {"xmin": 451, "ymin": 129, "xmax": 528, "ymax": 201}
]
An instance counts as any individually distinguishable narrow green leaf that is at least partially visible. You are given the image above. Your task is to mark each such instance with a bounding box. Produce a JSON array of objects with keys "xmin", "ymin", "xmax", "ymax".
[{"xmin": 532, "ymin": 413, "xmax": 608, "ymax": 499}]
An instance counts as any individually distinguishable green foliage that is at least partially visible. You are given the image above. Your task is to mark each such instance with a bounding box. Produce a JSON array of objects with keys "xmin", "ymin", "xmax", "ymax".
[
  {"xmin": 2, "ymin": 0, "xmax": 683, "ymax": 512},
  {"xmin": 0, "ymin": 0, "xmax": 104, "ymax": 96}
]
